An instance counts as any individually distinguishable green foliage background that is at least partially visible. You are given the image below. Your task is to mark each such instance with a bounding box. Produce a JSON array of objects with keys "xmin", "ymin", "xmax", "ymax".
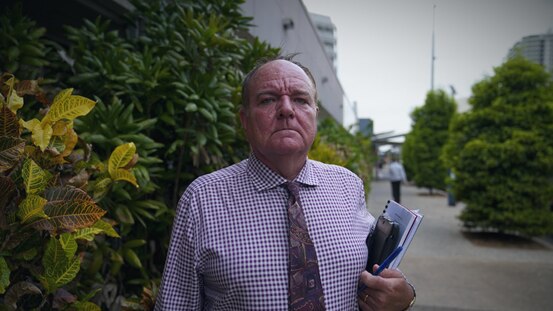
[
  {"xmin": 0, "ymin": 0, "xmax": 374, "ymax": 309},
  {"xmin": 58, "ymin": 1, "xmax": 280, "ymax": 308},
  {"xmin": 0, "ymin": 5, "xmax": 50, "ymax": 79},
  {"xmin": 403, "ymin": 89, "xmax": 456, "ymax": 193},
  {"xmin": 309, "ymin": 118, "xmax": 374, "ymax": 194},
  {"xmin": 443, "ymin": 56, "xmax": 553, "ymax": 236}
]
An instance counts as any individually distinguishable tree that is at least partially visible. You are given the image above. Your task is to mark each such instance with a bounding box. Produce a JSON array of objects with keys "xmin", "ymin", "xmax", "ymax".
[
  {"xmin": 402, "ymin": 89, "xmax": 456, "ymax": 193},
  {"xmin": 443, "ymin": 56, "xmax": 553, "ymax": 236},
  {"xmin": 401, "ymin": 128, "xmax": 416, "ymax": 182}
]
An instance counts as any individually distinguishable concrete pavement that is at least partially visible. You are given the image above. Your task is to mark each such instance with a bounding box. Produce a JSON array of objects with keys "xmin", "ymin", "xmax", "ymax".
[{"xmin": 366, "ymin": 180, "xmax": 553, "ymax": 311}]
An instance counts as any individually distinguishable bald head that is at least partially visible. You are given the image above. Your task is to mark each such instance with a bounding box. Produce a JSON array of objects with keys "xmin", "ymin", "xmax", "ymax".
[{"xmin": 241, "ymin": 56, "xmax": 318, "ymax": 110}]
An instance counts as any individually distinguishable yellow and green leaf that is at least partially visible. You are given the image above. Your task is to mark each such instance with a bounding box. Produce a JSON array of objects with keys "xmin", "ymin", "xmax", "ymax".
[
  {"xmin": 51, "ymin": 88, "xmax": 73, "ymax": 108},
  {"xmin": 108, "ymin": 142, "xmax": 136, "ymax": 176},
  {"xmin": 92, "ymin": 176, "xmax": 112, "ymax": 201},
  {"xmin": 61, "ymin": 127, "xmax": 79, "ymax": 157},
  {"xmin": 72, "ymin": 227, "xmax": 104, "ymax": 241},
  {"xmin": 19, "ymin": 118, "xmax": 41, "ymax": 132},
  {"xmin": 55, "ymin": 257, "xmax": 80, "ymax": 287},
  {"xmin": 7, "ymin": 90, "xmax": 23, "ymax": 113},
  {"xmin": 44, "ymin": 88, "xmax": 96, "ymax": 123},
  {"xmin": 43, "ymin": 238, "xmax": 66, "ymax": 270},
  {"xmin": 22, "ymin": 158, "xmax": 52, "ymax": 195},
  {"xmin": 20, "ymin": 118, "xmax": 53, "ymax": 151},
  {"xmin": 92, "ymin": 219, "xmax": 120, "ymax": 238},
  {"xmin": 111, "ymin": 169, "xmax": 138, "ymax": 188},
  {"xmin": 0, "ymin": 256, "xmax": 9, "ymax": 294},
  {"xmin": 31, "ymin": 186, "xmax": 105, "ymax": 233},
  {"xmin": 59, "ymin": 233, "xmax": 78, "ymax": 259},
  {"xmin": 32, "ymin": 200, "xmax": 106, "ymax": 233},
  {"xmin": 51, "ymin": 120, "xmax": 69, "ymax": 136},
  {"xmin": 4, "ymin": 76, "xmax": 24, "ymax": 113},
  {"xmin": 41, "ymin": 238, "xmax": 81, "ymax": 292},
  {"xmin": 93, "ymin": 176, "xmax": 112, "ymax": 192},
  {"xmin": 44, "ymin": 185, "xmax": 92, "ymax": 203},
  {"xmin": 49, "ymin": 136, "xmax": 66, "ymax": 155},
  {"xmin": 17, "ymin": 194, "xmax": 48, "ymax": 224},
  {"xmin": 73, "ymin": 218, "xmax": 120, "ymax": 241},
  {"xmin": 34, "ymin": 121, "xmax": 53, "ymax": 152}
]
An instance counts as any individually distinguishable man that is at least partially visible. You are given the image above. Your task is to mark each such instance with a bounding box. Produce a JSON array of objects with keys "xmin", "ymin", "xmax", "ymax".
[
  {"xmin": 388, "ymin": 156, "xmax": 407, "ymax": 204},
  {"xmin": 155, "ymin": 56, "xmax": 415, "ymax": 310}
]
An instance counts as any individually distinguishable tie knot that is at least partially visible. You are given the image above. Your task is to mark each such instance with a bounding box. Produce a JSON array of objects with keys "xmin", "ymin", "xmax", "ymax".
[{"xmin": 283, "ymin": 181, "xmax": 300, "ymax": 198}]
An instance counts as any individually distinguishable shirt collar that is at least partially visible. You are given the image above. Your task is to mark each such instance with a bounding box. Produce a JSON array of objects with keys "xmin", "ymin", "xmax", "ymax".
[{"xmin": 247, "ymin": 154, "xmax": 319, "ymax": 192}]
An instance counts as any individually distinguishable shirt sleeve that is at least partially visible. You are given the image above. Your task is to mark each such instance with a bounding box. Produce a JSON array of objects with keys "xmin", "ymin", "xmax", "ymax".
[
  {"xmin": 358, "ymin": 178, "xmax": 368, "ymax": 211},
  {"xmin": 400, "ymin": 164, "xmax": 407, "ymax": 182},
  {"xmin": 155, "ymin": 191, "xmax": 202, "ymax": 310}
]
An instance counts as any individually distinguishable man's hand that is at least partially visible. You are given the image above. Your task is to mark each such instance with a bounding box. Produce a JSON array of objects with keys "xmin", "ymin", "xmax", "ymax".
[{"xmin": 357, "ymin": 266, "xmax": 415, "ymax": 311}]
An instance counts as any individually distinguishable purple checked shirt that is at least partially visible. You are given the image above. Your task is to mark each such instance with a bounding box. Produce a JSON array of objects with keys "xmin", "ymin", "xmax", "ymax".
[{"xmin": 155, "ymin": 154, "xmax": 375, "ymax": 310}]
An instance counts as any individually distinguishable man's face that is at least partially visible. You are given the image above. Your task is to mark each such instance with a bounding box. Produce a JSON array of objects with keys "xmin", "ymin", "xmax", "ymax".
[{"xmin": 240, "ymin": 60, "xmax": 318, "ymax": 162}]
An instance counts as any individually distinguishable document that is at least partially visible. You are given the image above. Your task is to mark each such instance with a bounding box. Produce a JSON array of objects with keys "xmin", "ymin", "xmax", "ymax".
[{"xmin": 382, "ymin": 200, "xmax": 423, "ymax": 269}]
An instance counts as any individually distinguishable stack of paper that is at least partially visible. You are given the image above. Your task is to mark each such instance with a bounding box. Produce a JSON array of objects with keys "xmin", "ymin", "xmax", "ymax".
[{"xmin": 383, "ymin": 200, "xmax": 423, "ymax": 269}]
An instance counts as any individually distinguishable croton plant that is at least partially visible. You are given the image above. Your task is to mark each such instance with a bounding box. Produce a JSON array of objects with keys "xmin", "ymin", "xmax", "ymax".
[{"xmin": 0, "ymin": 73, "xmax": 138, "ymax": 310}]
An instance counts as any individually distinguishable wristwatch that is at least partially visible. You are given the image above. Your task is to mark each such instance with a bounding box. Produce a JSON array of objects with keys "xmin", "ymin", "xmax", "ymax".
[{"xmin": 403, "ymin": 282, "xmax": 416, "ymax": 310}]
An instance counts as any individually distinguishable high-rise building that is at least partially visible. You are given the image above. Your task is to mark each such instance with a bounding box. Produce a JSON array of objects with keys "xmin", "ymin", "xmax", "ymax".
[
  {"xmin": 309, "ymin": 13, "xmax": 337, "ymax": 72},
  {"xmin": 508, "ymin": 32, "xmax": 553, "ymax": 75}
]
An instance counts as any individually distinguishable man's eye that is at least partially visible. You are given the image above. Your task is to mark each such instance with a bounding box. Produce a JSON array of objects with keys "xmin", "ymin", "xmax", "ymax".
[
  {"xmin": 294, "ymin": 98, "xmax": 308, "ymax": 105},
  {"xmin": 260, "ymin": 98, "xmax": 275, "ymax": 105}
]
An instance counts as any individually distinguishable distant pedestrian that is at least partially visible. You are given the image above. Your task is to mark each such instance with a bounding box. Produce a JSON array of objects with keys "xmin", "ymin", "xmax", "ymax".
[
  {"xmin": 447, "ymin": 169, "xmax": 456, "ymax": 207},
  {"xmin": 389, "ymin": 156, "xmax": 407, "ymax": 203}
]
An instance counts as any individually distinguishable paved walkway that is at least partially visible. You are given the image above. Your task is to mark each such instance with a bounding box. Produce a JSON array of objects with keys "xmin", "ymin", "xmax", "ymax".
[{"xmin": 367, "ymin": 180, "xmax": 553, "ymax": 311}]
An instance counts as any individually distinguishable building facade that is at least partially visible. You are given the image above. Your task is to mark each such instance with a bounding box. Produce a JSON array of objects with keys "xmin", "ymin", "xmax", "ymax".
[
  {"xmin": 508, "ymin": 32, "xmax": 553, "ymax": 76},
  {"xmin": 309, "ymin": 13, "xmax": 338, "ymax": 72}
]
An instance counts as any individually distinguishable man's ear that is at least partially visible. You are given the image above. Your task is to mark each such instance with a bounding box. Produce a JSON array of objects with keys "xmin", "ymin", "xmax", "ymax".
[{"xmin": 239, "ymin": 108, "xmax": 248, "ymax": 131}]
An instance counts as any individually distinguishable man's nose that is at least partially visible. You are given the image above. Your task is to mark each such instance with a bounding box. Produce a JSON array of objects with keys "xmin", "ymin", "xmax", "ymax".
[{"xmin": 277, "ymin": 96, "xmax": 294, "ymax": 119}]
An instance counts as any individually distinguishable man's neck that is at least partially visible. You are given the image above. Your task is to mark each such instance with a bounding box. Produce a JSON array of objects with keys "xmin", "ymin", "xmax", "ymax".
[{"xmin": 253, "ymin": 152, "xmax": 307, "ymax": 181}]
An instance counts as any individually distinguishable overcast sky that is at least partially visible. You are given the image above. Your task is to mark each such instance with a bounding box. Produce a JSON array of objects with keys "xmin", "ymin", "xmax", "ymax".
[{"xmin": 302, "ymin": 0, "xmax": 553, "ymax": 136}]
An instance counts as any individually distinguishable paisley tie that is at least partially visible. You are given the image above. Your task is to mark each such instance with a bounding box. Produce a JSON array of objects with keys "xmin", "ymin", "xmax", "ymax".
[{"xmin": 283, "ymin": 181, "xmax": 326, "ymax": 310}]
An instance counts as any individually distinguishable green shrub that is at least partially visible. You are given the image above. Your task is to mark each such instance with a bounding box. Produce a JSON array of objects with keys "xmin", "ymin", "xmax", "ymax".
[
  {"xmin": 55, "ymin": 0, "xmax": 279, "ymax": 307},
  {"xmin": 0, "ymin": 4, "xmax": 50, "ymax": 79},
  {"xmin": 403, "ymin": 89, "xmax": 456, "ymax": 193},
  {"xmin": 309, "ymin": 118, "xmax": 374, "ymax": 192},
  {"xmin": 443, "ymin": 56, "xmax": 553, "ymax": 236},
  {"xmin": 0, "ymin": 73, "xmax": 137, "ymax": 309}
]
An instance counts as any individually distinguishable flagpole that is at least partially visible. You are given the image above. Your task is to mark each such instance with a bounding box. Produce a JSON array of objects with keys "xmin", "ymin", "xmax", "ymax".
[{"xmin": 431, "ymin": 4, "xmax": 436, "ymax": 91}]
